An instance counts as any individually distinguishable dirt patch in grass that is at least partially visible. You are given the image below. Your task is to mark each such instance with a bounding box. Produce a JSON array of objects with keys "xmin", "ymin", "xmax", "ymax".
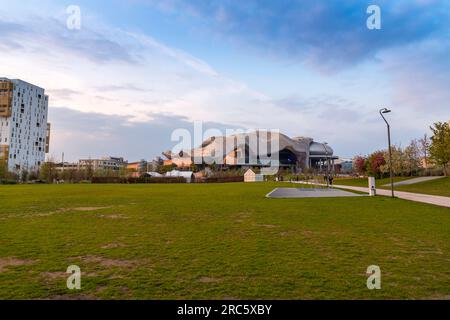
[
  {"xmin": 40, "ymin": 271, "xmax": 99, "ymax": 280},
  {"xmin": 425, "ymin": 294, "xmax": 450, "ymax": 300},
  {"xmin": 40, "ymin": 271, "xmax": 67, "ymax": 279},
  {"xmin": 74, "ymin": 255, "xmax": 145, "ymax": 269},
  {"xmin": 44, "ymin": 294, "xmax": 100, "ymax": 300},
  {"xmin": 98, "ymin": 214, "xmax": 128, "ymax": 219},
  {"xmin": 222, "ymin": 296, "xmax": 239, "ymax": 300},
  {"xmin": 36, "ymin": 206, "xmax": 113, "ymax": 217},
  {"xmin": 0, "ymin": 257, "xmax": 36, "ymax": 272},
  {"xmin": 97, "ymin": 285, "xmax": 131, "ymax": 297},
  {"xmin": 101, "ymin": 243, "xmax": 126, "ymax": 249},
  {"xmin": 198, "ymin": 276, "xmax": 223, "ymax": 283},
  {"xmin": 254, "ymin": 224, "xmax": 279, "ymax": 228},
  {"xmin": 71, "ymin": 207, "xmax": 113, "ymax": 212}
]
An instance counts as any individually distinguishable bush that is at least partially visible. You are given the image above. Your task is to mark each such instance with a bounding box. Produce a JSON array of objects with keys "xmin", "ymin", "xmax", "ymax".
[
  {"xmin": 195, "ymin": 176, "xmax": 244, "ymax": 183},
  {"xmin": 0, "ymin": 179, "xmax": 17, "ymax": 185},
  {"xmin": 92, "ymin": 177, "xmax": 187, "ymax": 184}
]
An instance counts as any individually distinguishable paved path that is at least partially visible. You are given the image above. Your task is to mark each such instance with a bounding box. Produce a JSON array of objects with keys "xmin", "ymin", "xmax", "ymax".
[
  {"xmin": 266, "ymin": 188, "xmax": 363, "ymax": 199},
  {"xmin": 291, "ymin": 181, "xmax": 450, "ymax": 208},
  {"xmin": 383, "ymin": 176, "xmax": 445, "ymax": 187}
]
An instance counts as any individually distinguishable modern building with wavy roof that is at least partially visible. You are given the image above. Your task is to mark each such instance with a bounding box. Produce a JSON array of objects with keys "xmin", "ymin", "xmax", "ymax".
[{"xmin": 163, "ymin": 131, "xmax": 337, "ymax": 172}]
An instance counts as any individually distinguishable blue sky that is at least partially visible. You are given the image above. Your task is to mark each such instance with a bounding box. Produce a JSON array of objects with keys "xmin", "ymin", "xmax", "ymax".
[{"xmin": 0, "ymin": 0, "xmax": 449, "ymax": 161}]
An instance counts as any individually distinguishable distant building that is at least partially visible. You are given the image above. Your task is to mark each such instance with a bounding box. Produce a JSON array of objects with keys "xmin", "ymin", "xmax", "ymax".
[
  {"xmin": 143, "ymin": 171, "xmax": 163, "ymax": 178},
  {"xmin": 78, "ymin": 157, "xmax": 126, "ymax": 172},
  {"xmin": 0, "ymin": 78, "xmax": 50, "ymax": 173},
  {"xmin": 127, "ymin": 159, "xmax": 147, "ymax": 177},
  {"xmin": 420, "ymin": 157, "xmax": 433, "ymax": 169},
  {"xmin": 163, "ymin": 131, "xmax": 336, "ymax": 172},
  {"xmin": 147, "ymin": 157, "xmax": 163, "ymax": 171},
  {"xmin": 165, "ymin": 170, "xmax": 194, "ymax": 183},
  {"xmin": 54, "ymin": 162, "xmax": 79, "ymax": 172},
  {"xmin": 244, "ymin": 169, "xmax": 264, "ymax": 182},
  {"xmin": 334, "ymin": 158, "xmax": 354, "ymax": 173}
]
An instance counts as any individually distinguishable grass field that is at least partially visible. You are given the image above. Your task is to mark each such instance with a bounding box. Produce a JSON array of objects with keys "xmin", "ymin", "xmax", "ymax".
[
  {"xmin": 394, "ymin": 177, "xmax": 450, "ymax": 197},
  {"xmin": 334, "ymin": 177, "xmax": 414, "ymax": 188},
  {"xmin": 335, "ymin": 177, "xmax": 450, "ymax": 197},
  {"xmin": 0, "ymin": 183, "xmax": 449, "ymax": 300}
]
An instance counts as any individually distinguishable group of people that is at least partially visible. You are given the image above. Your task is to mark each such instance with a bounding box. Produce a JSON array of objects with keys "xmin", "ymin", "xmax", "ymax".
[{"xmin": 324, "ymin": 175, "xmax": 334, "ymax": 186}]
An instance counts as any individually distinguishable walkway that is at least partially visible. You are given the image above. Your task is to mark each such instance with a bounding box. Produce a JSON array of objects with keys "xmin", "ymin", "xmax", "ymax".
[
  {"xmin": 266, "ymin": 188, "xmax": 364, "ymax": 199},
  {"xmin": 291, "ymin": 181, "xmax": 450, "ymax": 208},
  {"xmin": 383, "ymin": 176, "xmax": 445, "ymax": 187}
]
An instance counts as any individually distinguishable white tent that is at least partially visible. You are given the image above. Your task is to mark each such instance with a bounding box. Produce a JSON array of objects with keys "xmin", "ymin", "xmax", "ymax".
[
  {"xmin": 146, "ymin": 172, "xmax": 163, "ymax": 177},
  {"xmin": 244, "ymin": 169, "xmax": 264, "ymax": 182},
  {"xmin": 166, "ymin": 170, "xmax": 195, "ymax": 183}
]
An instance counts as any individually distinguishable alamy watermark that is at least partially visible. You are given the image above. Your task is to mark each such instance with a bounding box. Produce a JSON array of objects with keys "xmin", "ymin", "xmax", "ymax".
[
  {"xmin": 367, "ymin": 5, "xmax": 381, "ymax": 30},
  {"xmin": 66, "ymin": 5, "xmax": 81, "ymax": 30},
  {"xmin": 366, "ymin": 265, "xmax": 381, "ymax": 290},
  {"xmin": 66, "ymin": 265, "xmax": 81, "ymax": 290}
]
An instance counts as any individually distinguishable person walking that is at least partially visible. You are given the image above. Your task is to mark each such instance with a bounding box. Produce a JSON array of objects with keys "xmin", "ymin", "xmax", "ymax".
[{"xmin": 329, "ymin": 176, "xmax": 334, "ymax": 186}]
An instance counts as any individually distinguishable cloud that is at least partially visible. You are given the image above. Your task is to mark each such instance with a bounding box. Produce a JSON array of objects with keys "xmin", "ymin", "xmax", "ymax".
[
  {"xmin": 1, "ymin": 1, "xmax": 448, "ymax": 160},
  {"xmin": 0, "ymin": 13, "xmax": 296, "ymax": 129},
  {"xmin": 380, "ymin": 37, "xmax": 450, "ymax": 115},
  {"xmin": 95, "ymin": 84, "xmax": 150, "ymax": 93},
  {"xmin": 144, "ymin": 0, "xmax": 450, "ymax": 72},
  {"xmin": 47, "ymin": 107, "xmax": 239, "ymax": 162},
  {"xmin": 47, "ymin": 88, "xmax": 81, "ymax": 100},
  {"xmin": 0, "ymin": 17, "xmax": 136, "ymax": 64}
]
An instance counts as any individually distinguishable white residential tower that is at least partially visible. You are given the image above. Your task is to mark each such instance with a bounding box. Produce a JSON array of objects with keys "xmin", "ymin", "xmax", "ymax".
[{"xmin": 0, "ymin": 78, "xmax": 50, "ymax": 173}]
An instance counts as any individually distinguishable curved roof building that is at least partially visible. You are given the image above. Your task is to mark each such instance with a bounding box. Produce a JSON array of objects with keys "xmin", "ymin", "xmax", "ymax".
[{"xmin": 164, "ymin": 131, "xmax": 336, "ymax": 171}]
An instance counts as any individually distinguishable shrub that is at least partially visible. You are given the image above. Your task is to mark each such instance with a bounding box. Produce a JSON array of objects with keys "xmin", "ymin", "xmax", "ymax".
[
  {"xmin": 195, "ymin": 176, "xmax": 244, "ymax": 183},
  {"xmin": 92, "ymin": 177, "xmax": 187, "ymax": 184},
  {"xmin": 0, "ymin": 179, "xmax": 17, "ymax": 185}
]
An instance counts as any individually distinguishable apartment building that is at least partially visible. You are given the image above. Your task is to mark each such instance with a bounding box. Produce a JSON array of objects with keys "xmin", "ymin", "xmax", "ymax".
[
  {"xmin": 0, "ymin": 78, "xmax": 50, "ymax": 173},
  {"xmin": 78, "ymin": 157, "xmax": 126, "ymax": 172}
]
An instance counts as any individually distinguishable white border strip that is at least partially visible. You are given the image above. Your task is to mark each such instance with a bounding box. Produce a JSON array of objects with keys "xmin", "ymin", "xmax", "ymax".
[{"xmin": 265, "ymin": 188, "xmax": 280, "ymax": 198}]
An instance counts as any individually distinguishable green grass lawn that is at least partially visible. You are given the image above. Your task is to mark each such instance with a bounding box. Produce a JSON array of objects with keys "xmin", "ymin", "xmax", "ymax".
[
  {"xmin": 335, "ymin": 177, "xmax": 450, "ymax": 197},
  {"xmin": 393, "ymin": 177, "xmax": 450, "ymax": 197},
  {"xmin": 0, "ymin": 183, "xmax": 449, "ymax": 300},
  {"xmin": 334, "ymin": 177, "xmax": 414, "ymax": 188}
]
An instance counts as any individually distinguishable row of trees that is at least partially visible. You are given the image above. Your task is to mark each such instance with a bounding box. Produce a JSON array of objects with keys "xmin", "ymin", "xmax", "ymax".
[{"xmin": 354, "ymin": 122, "xmax": 450, "ymax": 177}]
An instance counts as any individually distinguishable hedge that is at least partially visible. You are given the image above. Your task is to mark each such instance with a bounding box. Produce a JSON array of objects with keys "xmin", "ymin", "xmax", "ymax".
[{"xmin": 92, "ymin": 177, "xmax": 187, "ymax": 184}]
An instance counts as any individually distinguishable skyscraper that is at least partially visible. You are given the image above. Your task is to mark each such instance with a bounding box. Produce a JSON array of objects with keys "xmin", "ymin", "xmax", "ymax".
[{"xmin": 0, "ymin": 78, "xmax": 50, "ymax": 173}]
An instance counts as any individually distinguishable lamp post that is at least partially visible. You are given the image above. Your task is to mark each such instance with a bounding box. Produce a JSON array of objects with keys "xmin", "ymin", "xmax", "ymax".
[
  {"xmin": 322, "ymin": 142, "xmax": 330, "ymax": 188},
  {"xmin": 379, "ymin": 108, "xmax": 394, "ymax": 198}
]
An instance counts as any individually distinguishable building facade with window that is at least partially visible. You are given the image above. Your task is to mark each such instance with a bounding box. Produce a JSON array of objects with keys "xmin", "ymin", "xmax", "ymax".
[
  {"xmin": 78, "ymin": 157, "xmax": 126, "ymax": 172},
  {"xmin": 0, "ymin": 78, "xmax": 50, "ymax": 173}
]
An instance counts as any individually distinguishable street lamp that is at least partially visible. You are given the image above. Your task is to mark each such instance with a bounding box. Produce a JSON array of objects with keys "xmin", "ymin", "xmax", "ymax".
[
  {"xmin": 379, "ymin": 108, "xmax": 394, "ymax": 198},
  {"xmin": 322, "ymin": 142, "xmax": 330, "ymax": 188}
]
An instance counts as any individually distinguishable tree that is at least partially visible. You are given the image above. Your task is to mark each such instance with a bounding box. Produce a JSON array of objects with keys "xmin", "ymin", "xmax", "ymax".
[
  {"xmin": 85, "ymin": 159, "xmax": 94, "ymax": 180},
  {"xmin": 418, "ymin": 134, "xmax": 431, "ymax": 170},
  {"xmin": 20, "ymin": 169, "xmax": 29, "ymax": 182},
  {"xmin": 39, "ymin": 161, "xmax": 58, "ymax": 183},
  {"xmin": 366, "ymin": 151, "xmax": 386, "ymax": 178},
  {"xmin": 0, "ymin": 159, "xmax": 8, "ymax": 179},
  {"xmin": 353, "ymin": 156, "xmax": 367, "ymax": 176},
  {"xmin": 429, "ymin": 122, "xmax": 450, "ymax": 176},
  {"xmin": 386, "ymin": 145, "xmax": 405, "ymax": 176},
  {"xmin": 403, "ymin": 140, "xmax": 421, "ymax": 176}
]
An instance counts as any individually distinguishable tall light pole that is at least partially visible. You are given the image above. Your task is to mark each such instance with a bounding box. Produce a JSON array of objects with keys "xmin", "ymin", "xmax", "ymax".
[
  {"xmin": 322, "ymin": 142, "xmax": 330, "ymax": 188},
  {"xmin": 379, "ymin": 108, "xmax": 394, "ymax": 198}
]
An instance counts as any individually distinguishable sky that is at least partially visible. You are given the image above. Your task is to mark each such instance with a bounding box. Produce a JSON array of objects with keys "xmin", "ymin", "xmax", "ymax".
[{"xmin": 0, "ymin": 0, "xmax": 449, "ymax": 162}]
